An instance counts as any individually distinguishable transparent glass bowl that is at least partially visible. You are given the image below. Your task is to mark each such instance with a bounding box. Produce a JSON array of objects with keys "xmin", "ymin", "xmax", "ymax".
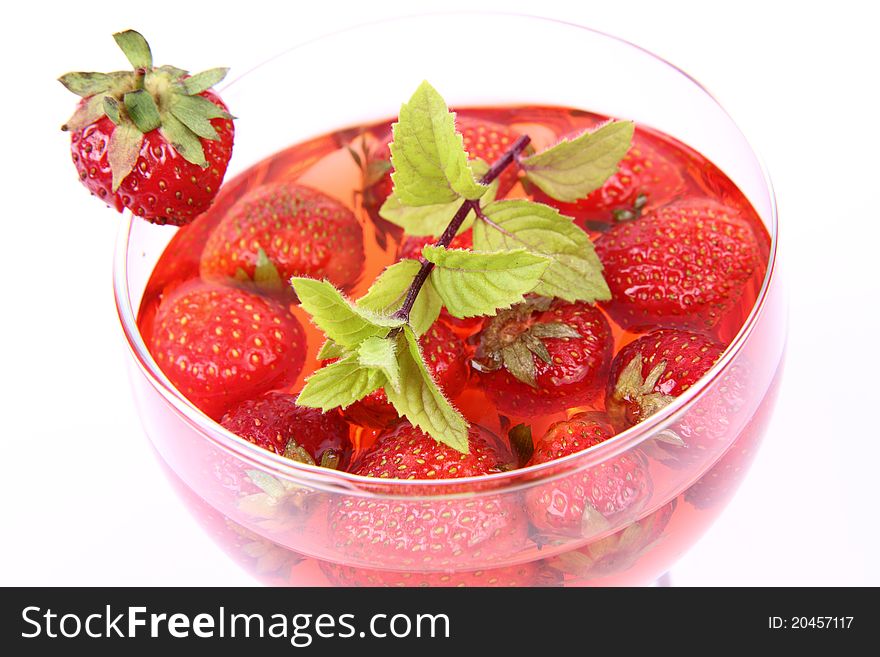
[{"xmin": 114, "ymin": 13, "xmax": 784, "ymax": 586}]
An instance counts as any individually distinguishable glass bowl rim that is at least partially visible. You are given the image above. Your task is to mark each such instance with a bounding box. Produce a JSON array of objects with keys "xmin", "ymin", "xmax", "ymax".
[{"xmin": 112, "ymin": 11, "xmax": 779, "ymax": 498}]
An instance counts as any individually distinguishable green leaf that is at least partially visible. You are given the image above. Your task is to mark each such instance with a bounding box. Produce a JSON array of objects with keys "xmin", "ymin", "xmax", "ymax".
[
  {"xmin": 290, "ymin": 277, "xmax": 402, "ymax": 348},
  {"xmin": 283, "ymin": 440, "xmax": 316, "ymax": 466},
  {"xmin": 159, "ymin": 112, "xmax": 207, "ymax": 167},
  {"xmin": 390, "ymin": 81, "xmax": 488, "ymax": 206},
  {"xmin": 169, "ymin": 97, "xmax": 220, "ymax": 141},
  {"xmin": 169, "ymin": 94, "xmax": 231, "ymax": 141},
  {"xmin": 246, "ymin": 470, "xmax": 287, "ymax": 498},
  {"xmin": 529, "ymin": 322, "xmax": 582, "ymax": 339},
  {"xmin": 422, "ymin": 246, "xmax": 549, "ymax": 318},
  {"xmin": 124, "ymin": 89, "xmax": 161, "ymax": 133},
  {"xmin": 357, "ymin": 336, "xmax": 400, "ymax": 393},
  {"xmin": 475, "ymin": 200, "xmax": 611, "ymax": 303},
  {"xmin": 296, "ymin": 355, "xmax": 385, "ymax": 411},
  {"xmin": 520, "ymin": 121, "xmax": 634, "ymax": 202},
  {"xmin": 316, "ymin": 340, "xmax": 346, "ymax": 360},
  {"xmin": 384, "ymin": 328, "xmax": 469, "ymax": 452},
  {"xmin": 113, "ymin": 30, "xmax": 152, "ymax": 70},
  {"xmin": 154, "ymin": 65, "xmax": 188, "ymax": 81},
  {"xmin": 103, "ymin": 96, "xmax": 122, "ymax": 125},
  {"xmin": 508, "ymin": 423, "xmax": 534, "ymax": 467},
  {"xmin": 357, "ymin": 260, "xmax": 441, "ymax": 336},
  {"xmin": 58, "ymin": 72, "xmax": 114, "ymax": 97},
  {"xmin": 501, "ymin": 340, "xmax": 537, "ymax": 388},
  {"xmin": 62, "ymin": 94, "xmax": 107, "ymax": 131},
  {"xmin": 177, "ymin": 67, "xmax": 230, "ymax": 95},
  {"xmin": 378, "ymin": 159, "xmax": 497, "ymax": 237},
  {"xmin": 107, "ymin": 122, "xmax": 143, "ymax": 192},
  {"xmin": 253, "ymin": 248, "xmax": 283, "ymax": 291}
]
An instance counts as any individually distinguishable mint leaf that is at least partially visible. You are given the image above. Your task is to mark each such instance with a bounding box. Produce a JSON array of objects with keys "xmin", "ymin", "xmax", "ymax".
[
  {"xmin": 357, "ymin": 336, "xmax": 400, "ymax": 393},
  {"xmin": 422, "ymin": 246, "xmax": 549, "ymax": 318},
  {"xmin": 475, "ymin": 200, "xmax": 611, "ymax": 302},
  {"xmin": 357, "ymin": 260, "xmax": 441, "ymax": 336},
  {"xmin": 384, "ymin": 327, "xmax": 469, "ymax": 452},
  {"xmin": 379, "ymin": 159, "xmax": 497, "ymax": 237},
  {"xmin": 390, "ymin": 81, "xmax": 488, "ymax": 206},
  {"xmin": 296, "ymin": 354, "xmax": 385, "ymax": 411},
  {"xmin": 290, "ymin": 277, "xmax": 402, "ymax": 348},
  {"xmin": 316, "ymin": 340, "xmax": 346, "ymax": 360},
  {"xmin": 520, "ymin": 121, "xmax": 634, "ymax": 202}
]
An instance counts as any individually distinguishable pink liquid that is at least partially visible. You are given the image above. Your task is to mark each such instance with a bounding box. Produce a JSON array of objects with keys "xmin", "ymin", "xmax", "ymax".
[{"xmin": 133, "ymin": 105, "xmax": 782, "ymax": 586}]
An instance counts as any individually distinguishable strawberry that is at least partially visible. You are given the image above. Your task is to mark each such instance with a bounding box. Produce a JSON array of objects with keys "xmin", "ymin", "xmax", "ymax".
[
  {"xmin": 220, "ymin": 391, "xmax": 352, "ymax": 469},
  {"xmin": 328, "ymin": 424, "xmax": 526, "ymax": 569},
  {"xmin": 527, "ymin": 131, "xmax": 683, "ymax": 230},
  {"xmin": 61, "ymin": 30, "xmax": 233, "ymax": 226},
  {"xmin": 606, "ymin": 329, "xmax": 726, "ymax": 430},
  {"xmin": 343, "ymin": 320, "xmax": 469, "ymax": 429},
  {"xmin": 474, "ymin": 297, "xmax": 613, "ymax": 417},
  {"xmin": 352, "ymin": 423, "xmax": 510, "ymax": 479},
  {"xmin": 550, "ymin": 500, "xmax": 676, "ymax": 580},
  {"xmin": 320, "ymin": 560, "xmax": 555, "ymax": 587},
  {"xmin": 595, "ymin": 198, "xmax": 760, "ymax": 330},
  {"xmin": 606, "ymin": 329, "xmax": 752, "ymax": 470},
  {"xmin": 147, "ymin": 280, "xmax": 307, "ymax": 420},
  {"xmin": 200, "ymin": 182, "xmax": 365, "ymax": 291},
  {"xmin": 360, "ymin": 115, "xmax": 524, "ymax": 230},
  {"xmin": 524, "ymin": 413, "xmax": 650, "ymax": 537}
]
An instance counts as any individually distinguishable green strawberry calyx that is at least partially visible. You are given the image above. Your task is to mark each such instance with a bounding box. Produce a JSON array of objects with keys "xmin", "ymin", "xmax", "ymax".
[
  {"xmin": 472, "ymin": 296, "xmax": 582, "ymax": 388},
  {"xmin": 59, "ymin": 29, "xmax": 233, "ymax": 191},
  {"xmin": 608, "ymin": 353, "xmax": 676, "ymax": 427}
]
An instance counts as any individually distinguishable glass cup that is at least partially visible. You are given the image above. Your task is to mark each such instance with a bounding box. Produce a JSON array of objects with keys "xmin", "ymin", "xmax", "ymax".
[{"xmin": 114, "ymin": 13, "xmax": 784, "ymax": 586}]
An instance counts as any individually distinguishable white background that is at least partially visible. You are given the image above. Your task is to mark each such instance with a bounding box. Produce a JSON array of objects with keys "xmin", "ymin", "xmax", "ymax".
[{"xmin": 2, "ymin": 0, "xmax": 878, "ymax": 586}]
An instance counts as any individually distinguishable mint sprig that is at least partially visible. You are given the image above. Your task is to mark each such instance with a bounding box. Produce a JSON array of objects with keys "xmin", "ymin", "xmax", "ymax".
[
  {"xmin": 357, "ymin": 259, "xmax": 442, "ymax": 336},
  {"xmin": 519, "ymin": 120, "xmax": 634, "ymax": 202},
  {"xmin": 293, "ymin": 82, "xmax": 631, "ymax": 452},
  {"xmin": 391, "ymin": 81, "xmax": 490, "ymax": 205}
]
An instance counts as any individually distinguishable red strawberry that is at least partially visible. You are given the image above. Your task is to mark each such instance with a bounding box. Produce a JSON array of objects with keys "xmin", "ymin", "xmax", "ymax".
[
  {"xmin": 595, "ymin": 198, "xmax": 760, "ymax": 330},
  {"xmin": 343, "ymin": 320, "xmax": 469, "ymax": 429},
  {"xmin": 606, "ymin": 329, "xmax": 726, "ymax": 430},
  {"xmin": 328, "ymin": 424, "xmax": 526, "ymax": 569},
  {"xmin": 360, "ymin": 115, "xmax": 524, "ymax": 229},
  {"xmin": 147, "ymin": 280, "xmax": 307, "ymax": 419},
  {"xmin": 606, "ymin": 329, "xmax": 752, "ymax": 470},
  {"xmin": 550, "ymin": 500, "xmax": 676, "ymax": 579},
  {"xmin": 474, "ymin": 297, "xmax": 613, "ymax": 417},
  {"xmin": 61, "ymin": 30, "xmax": 233, "ymax": 226},
  {"xmin": 220, "ymin": 391, "xmax": 352, "ymax": 469},
  {"xmin": 320, "ymin": 560, "xmax": 554, "ymax": 587},
  {"xmin": 200, "ymin": 182, "xmax": 365, "ymax": 291},
  {"xmin": 528, "ymin": 131, "xmax": 683, "ymax": 230},
  {"xmin": 524, "ymin": 413, "xmax": 650, "ymax": 536}
]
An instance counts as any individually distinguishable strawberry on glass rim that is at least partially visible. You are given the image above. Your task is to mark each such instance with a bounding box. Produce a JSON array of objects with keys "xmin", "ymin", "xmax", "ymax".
[{"xmin": 60, "ymin": 30, "xmax": 234, "ymax": 226}]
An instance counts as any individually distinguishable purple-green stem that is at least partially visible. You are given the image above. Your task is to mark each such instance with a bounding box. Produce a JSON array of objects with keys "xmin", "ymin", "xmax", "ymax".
[{"xmin": 391, "ymin": 133, "xmax": 532, "ymax": 323}]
